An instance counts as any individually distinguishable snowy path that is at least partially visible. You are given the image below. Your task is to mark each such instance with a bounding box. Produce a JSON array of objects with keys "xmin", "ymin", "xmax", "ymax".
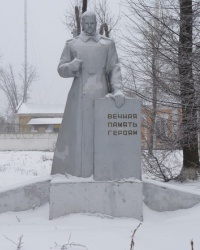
[{"xmin": 0, "ymin": 204, "xmax": 200, "ymax": 250}]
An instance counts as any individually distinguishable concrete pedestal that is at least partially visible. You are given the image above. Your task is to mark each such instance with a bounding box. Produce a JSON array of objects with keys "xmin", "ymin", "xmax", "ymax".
[{"xmin": 49, "ymin": 176, "xmax": 143, "ymax": 221}]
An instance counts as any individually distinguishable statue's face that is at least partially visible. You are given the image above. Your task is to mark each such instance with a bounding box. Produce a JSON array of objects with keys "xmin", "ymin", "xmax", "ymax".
[{"xmin": 82, "ymin": 15, "xmax": 97, "ymax": 36}]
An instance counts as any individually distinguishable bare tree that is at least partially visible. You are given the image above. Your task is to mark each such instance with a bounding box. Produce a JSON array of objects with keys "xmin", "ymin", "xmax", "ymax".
[
  {"xmin": 94, "ymin": 0, "xmax": 120, "ymax": 38},
  {"xmin": 0, "ymin": 64, "xmax": 37, "ymax": 114},
  {"xmin": 19, "ymin": 64, "xmax": 37, "ymax": 103},
  {"xmin": 0, "ymin": 65, "xmax": 20, "ymax": 114},
  {"xmin": 64, "ymin": 0, "xmax": 119, "ymax": 38},
  {"xmin": 64, "ymin": 0, "xmax": 86, "ymax": 37},
  {"xmin": 122, "ymin": 0, "xmax": 200, "ymax": 181},
  {"xmin": 122, "ymin": 0, "xmax": 179, "ymax": 145}
]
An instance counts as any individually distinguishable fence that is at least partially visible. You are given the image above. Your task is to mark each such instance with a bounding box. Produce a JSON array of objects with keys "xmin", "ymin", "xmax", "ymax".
[{"xmin": 0, "ymin": 133, "xmax": 58, "ymax": 151}]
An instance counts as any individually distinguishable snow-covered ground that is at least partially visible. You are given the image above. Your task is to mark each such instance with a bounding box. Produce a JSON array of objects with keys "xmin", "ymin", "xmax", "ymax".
[
  {"xmin": 0, "ymin": 151, "xmax": 52, "ymax": 188},
  {"xmin": 1, "ymin": 203, "xmax": 200, "ymax": 250},
  {"xmin": 0, "ymin": 151, "xmax": 200, "ymax": 250},
  {"xmin": 1, "ymin": 150, "xmax": 200, "ymax": 192}
]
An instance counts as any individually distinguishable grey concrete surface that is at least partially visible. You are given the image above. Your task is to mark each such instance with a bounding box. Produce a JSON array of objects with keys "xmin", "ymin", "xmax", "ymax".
[
  {"xmin": 0, "ymin": 177, "xmax": 51, "ymax": 213},
  {"xmin": 49, "ymin": 177, "xmax": 143, "ymax": 220},
  {"xmin": 94, "ymin": 98, "xmax": 141, "ymax": 181},
  {"xmin": 143, "ymin": 179, "xmax": 200, "ymax": 212}
]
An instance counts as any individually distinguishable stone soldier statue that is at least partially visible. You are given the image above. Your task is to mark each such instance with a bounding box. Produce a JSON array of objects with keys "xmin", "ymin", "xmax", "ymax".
[{"xmin": 51, "ymin": 10, "xmax": 125, "ymax": 177}]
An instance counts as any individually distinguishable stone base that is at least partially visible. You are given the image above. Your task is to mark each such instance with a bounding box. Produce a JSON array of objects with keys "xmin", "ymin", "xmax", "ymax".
[
  {"xmin": 143, "ymin": 179, "xmax": 200, "ymax": 212},
  {"xmin": 49, "ymin": 176, "xmax": 143, "ymax": 221},
  {"xmin": 0, "ymin": 177, "xmax": 51, "ymax": 214}
]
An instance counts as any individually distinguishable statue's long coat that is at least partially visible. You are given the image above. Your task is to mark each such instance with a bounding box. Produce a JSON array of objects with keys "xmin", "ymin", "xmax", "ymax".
[{"xmin": 51, "ymin": 32, "xmax": 122, "ymax": 177}]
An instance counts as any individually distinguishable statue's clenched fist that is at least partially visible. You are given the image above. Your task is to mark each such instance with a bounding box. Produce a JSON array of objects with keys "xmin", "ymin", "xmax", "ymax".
[{"xmin": 69, "ymin": 58, "xmax": 83, "ymax": 72}]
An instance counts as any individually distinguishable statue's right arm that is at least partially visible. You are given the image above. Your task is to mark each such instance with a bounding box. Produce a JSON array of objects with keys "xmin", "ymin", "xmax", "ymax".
[{"xmin": 57, "ymin": 42, "xmax": 76, "ymax": 78}]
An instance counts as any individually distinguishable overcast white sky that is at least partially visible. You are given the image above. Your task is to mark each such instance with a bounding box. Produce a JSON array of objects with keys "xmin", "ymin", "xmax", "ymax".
[{"xmin": 0, "ymin": 0, "xmax": 122, "ymax": 115}]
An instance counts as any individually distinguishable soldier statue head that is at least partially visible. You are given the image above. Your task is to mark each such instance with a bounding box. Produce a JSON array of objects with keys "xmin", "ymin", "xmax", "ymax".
[{"xmin": 82, "ymin": 11, "xmax": 97, "ymax": 36}]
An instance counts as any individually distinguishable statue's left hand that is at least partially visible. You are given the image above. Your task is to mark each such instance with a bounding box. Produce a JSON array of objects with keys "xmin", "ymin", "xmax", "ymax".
[
  {"xmin": 113, "ymin": 90, "xmax": 125, "ymax": 108},
  {"xmin": 105, "ymin": 90, "xmax": 125, "ymax": 108}
]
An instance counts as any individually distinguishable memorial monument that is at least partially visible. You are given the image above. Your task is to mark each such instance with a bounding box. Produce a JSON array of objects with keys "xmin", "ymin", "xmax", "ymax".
[
  {"xmin": 51, "ymin": 10, "xmax": 125, "ymax": 177},
  {"xmin": 50, "ymin": 11, "xmax": 143, "ymax": 220}
]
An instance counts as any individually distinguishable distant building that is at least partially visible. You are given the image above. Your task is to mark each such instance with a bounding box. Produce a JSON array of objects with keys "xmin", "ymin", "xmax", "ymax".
[
  {"xmin": 15, "ymin": 103, "xmax": 64, "ymax": 133},
  {"xmin": 141, "ymin": 106, "xmax": 182, "ymax": 149},
  {"xmin": 14, "ymin": 102, "xmax": 181, "ymax": 149}
]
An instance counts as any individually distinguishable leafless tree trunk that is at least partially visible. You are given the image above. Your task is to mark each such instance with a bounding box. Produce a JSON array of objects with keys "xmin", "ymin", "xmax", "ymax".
[
  {"xmin": 75, "ymin": 6, "xmax": 81, "ymax": 36},
  {"xmin": 176, "ymin": 0, "xmax": 199, "ymax": 181},
  {"xmin": 82, "ymin": 0, "xmax": 87, "ymax": 13},
  {"xmin": 148, "ymin": 0, "xmax": 162, "ymax": 155},
  {"xmin": 148, "ymin": 50, "xmax": 158, "ymax": 155}
]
